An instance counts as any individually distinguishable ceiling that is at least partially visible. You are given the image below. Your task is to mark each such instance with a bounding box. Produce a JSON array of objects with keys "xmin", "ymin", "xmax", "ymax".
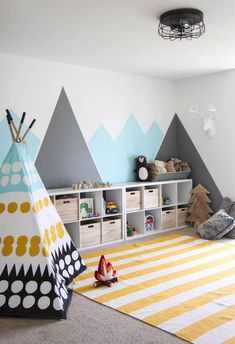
[{"xmin": 1, "ymin": 0, "xmax": 235, "ymax": 80}]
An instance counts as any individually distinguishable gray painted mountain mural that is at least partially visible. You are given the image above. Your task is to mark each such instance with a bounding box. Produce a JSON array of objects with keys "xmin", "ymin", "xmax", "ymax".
[
  {"xmin": 35, "ymin": 88, "xmax": 101, "ymax": 188},
  {"xmin": 155, "ymin": 114, "xmax": 222, "ymax": 211}
]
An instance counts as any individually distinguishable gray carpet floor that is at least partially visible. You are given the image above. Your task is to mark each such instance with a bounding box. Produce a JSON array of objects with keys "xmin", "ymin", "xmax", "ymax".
[
  {"xmin": 0, "ymin": 292, "xmax": 187, "ymax": 344},
  {"xmin": 1, "ymin": 228, "xmax": 234, "ymax": 344}
]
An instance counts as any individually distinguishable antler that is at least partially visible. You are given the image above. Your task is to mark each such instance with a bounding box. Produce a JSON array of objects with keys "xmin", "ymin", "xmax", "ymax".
[
  {"xmin": 189, "ymin": 104, "xmax": 204, "ymax": 117},
  {"xmin": 207, "ymin": 103, "xmax": 216, "ymax": 112}
]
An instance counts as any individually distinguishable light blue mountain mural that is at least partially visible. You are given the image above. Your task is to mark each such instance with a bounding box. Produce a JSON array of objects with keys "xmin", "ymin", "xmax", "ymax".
[
  {"xmin": 0, "ymin": 111, "xmax": 40, "ymax": 166},
  {"xmin": 88, "ymin": 114, "xmax": 164, "ymax": 183}
]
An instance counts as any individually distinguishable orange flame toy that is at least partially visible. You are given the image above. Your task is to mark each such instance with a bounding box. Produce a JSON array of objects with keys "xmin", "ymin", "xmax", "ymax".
[{"xmin": 94, "ymin": 255, "xmax": 118, "ymax": 287}]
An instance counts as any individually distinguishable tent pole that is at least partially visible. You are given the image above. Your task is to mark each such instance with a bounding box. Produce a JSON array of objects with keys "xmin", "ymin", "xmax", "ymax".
[
  {"xmin": 6, "ymin": 110, "xmax": 19, "ymax": 139},
  {"xmin": 21, "ymin": 119, "xmax": 36, "ymax": 141},
  {"xmin": 16, "ymin": 112, "xmax": 26, "ymax": 142},
  {"xmin": 6, "ymin": 114, "xmax": 16, "ymax": 142}
]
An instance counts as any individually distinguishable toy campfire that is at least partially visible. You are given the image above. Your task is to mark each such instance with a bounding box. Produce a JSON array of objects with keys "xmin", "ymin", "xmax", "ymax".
[{"xmin": 93, "ymin": 255, "xmax": 118, "ymax": 287}]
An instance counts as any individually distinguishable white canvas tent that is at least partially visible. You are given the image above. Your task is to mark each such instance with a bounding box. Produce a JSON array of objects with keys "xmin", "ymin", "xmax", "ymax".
[{"xmin": 0, "ymin": 112, "xmax": 86, "ymax": 318}]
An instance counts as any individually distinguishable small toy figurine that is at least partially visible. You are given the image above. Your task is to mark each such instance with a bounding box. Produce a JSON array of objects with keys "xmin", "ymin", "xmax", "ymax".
[
  {"xmin": 134, "ymin": 155, "xmax": 149, "ymax": 181},
  {"xmin": 145, "ymin": 214, "xmax": 154, "ymax": 231},
  {"xmin": 94, "ymin": 255, "xmax": 118, "ymax": 287},
  {"xmin": 164, "ymin": 197, "xmax": 171, "ymax": 205},
  {"xmin": 126, "ymin": 223, "xmax": 137, "ymax": 236},
  {"xmin": 72, "ymin": 181, "xmax": 113, "ymax": 190},
  {"xmin": 106, "ymin": 201, "xmax": 119, "ymax": 214}
]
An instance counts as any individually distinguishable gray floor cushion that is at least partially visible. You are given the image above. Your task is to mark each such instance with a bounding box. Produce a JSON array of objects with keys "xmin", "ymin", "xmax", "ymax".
[
  {"xmin": 198, "ymin": 209, "xmax": 235, "ymax": 240},
  {"xmin": 219, "ymin": 197, "xmax": 233, "ymax": 214},
  {"xmin": 225, "ymin": 203, "xmax": 235, "ymax": 238}
]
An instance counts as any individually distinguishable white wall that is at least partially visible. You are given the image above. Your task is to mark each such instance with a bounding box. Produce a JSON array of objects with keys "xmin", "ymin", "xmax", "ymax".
[
  {"xmin": 176, "ymin": 70, "xmax": 235, "ymax": 198},
  {"xmin": 1, "ymin": 53, "xmax": 235, "ymax": 196},
  {"xmin": 0, "ymin": 52, "xmax": 176, "ymax": 142}
]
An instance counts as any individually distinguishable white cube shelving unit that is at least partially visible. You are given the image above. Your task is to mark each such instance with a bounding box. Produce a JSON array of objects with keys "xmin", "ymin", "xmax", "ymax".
[{"xmin": 48, "ymin": 179, "xmax": 192, "ymax": 250}]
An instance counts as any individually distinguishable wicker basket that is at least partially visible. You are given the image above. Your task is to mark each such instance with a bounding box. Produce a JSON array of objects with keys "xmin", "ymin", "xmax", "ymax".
[
  {"xmin": 55, "ymin": 197, "xmax": 78, "ymax": 222},
  {"xmin": 162, "ymin": 209, "xmax": 176, "ymax": 229}
]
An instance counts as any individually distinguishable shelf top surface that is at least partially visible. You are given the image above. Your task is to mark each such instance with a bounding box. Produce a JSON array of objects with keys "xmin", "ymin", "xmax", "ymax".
[{"xmin": 47, "ymin": 179, "xmax": 192, "ymax": 196}]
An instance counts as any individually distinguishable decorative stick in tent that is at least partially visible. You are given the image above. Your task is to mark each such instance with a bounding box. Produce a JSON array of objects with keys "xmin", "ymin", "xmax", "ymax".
[
  {"xmin": 6, "ymin": 114, "xmax": 16, "ymax": 142},
  {"xmin": 15, "ymin": 112, "xmax": 26, "ymax": 142},
  {"xmin": 6, "ymin": 109, "xmax": 18, "ymax": 138},
  {"xmin": 21, "ymin": 119, "xmax": 36, "ymax": 141}
]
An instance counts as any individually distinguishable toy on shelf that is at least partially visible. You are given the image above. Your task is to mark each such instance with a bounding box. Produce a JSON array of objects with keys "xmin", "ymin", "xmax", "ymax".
[
  {"xmin": 94, "ymin": 255, "xmax": 118, "ymax": 287},
  {"xmin": 106, "ymin": 201, "xmax": 119, "ymax": 214},
  {"xmin": 134, "ymin": 157, "xmax": 191, "ymax": 182},
  {"xmin": 127, "ymin": 223, "xmax": 137, "ymax": 237},
  {"xmin": 145, "ymin": 215, "xmax": 154, "ymax": 231},
  {"xmin": 80, "ymin": 198, "xmax": 94, "ymax": 219},
  {"xmin": 163, "ymin": 197, "xmax": 172, "ymax": 205},
  {"xmin": 72, "ymin": 181, "xmax": 113, "ymax": 190},
  {"xmin": 134, "ymin": 155, "xmax": 149, "ymax": 181},
  {"xmin": 133, "ymin": 155, "xmax": 161, "ymax": 182}
]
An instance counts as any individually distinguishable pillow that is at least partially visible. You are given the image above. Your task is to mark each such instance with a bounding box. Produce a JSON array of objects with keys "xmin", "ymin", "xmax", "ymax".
[
  {"xmin": 229, "ymin": 203, "xmax": 235, "ymax": 219},
  {"xmin": 198, "ymin": 210, "xmax": 235, "ymax": 240},
  {"xmin": 219, "ymin": 197, "xmax": 233, "ymax": 214},
  {"xmin": 225, "ymin": 203, "xmax": 235, "ymax": 238}
]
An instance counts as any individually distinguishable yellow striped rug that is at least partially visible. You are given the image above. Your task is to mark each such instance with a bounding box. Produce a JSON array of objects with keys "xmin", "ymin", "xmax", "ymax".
[{"xmin": 73, "ymin": 233, "xmax": 235, "ymax": 344}]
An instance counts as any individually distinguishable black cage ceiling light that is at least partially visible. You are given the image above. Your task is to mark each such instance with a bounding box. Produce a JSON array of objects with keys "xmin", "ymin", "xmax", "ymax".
[{"xmin": 158, "ymin": 8, "xmax": 205, "ymax": 40}]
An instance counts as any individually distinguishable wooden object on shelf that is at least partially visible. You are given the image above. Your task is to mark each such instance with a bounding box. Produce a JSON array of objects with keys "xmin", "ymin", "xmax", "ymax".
[
  {"xmin": 147, "ymin": 162, "xmax": 159, "ymax": 182},
  {"xmin": 80, "ymin": 222, "xmax": 101, "ymax": 247},
  {"xmin": 162, "ymin": 209, "xmax": 176, "ymax": 229},
  {"xmin": 186, "ymin": 184, "xmax": 213, "ymax": 228},
  {"xmin": 102, "ymin": 219, "xmax": 122, "ymax": 243},
  {"xmin": 144, "ymin": 188, "xmax": 159, "ymax": 208},
  {"xmin": 147, "ymin": 159, "xmax": 191, "ymax": 182},
  {"xmin": 178, "ymin": 207, "xmax": 187, "ymax": 226},
  {"xmin": 126, "ymin": 190, "xmax": 141, "ymax": 211},
  {"xmin": 55, "ymin": 197, "xmax": 78, "ymax": 222}
]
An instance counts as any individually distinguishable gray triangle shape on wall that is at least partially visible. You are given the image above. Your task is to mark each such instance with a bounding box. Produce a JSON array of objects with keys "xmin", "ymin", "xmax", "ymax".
[
  {"xmin": 155, "ymin": 114, "xmax": 222, "ymax": 211},
  {"xmin": 36, "ymin": 87, "xmax": 102, "ymax": 188}
]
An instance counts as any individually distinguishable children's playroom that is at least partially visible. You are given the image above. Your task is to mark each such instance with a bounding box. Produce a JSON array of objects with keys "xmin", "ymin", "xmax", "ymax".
[{"xmin": 1, "ymin": 1, "xmax": 235, "ymax": 344}]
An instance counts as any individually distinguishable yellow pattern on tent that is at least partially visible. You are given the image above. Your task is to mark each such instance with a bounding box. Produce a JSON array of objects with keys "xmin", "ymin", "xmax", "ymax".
[
  {"xmin": 0, "ymin": 197, "xmax": 52, "ymax": 214},
  {"xmin": 0, "ymin": 203, "xmax": 5, "ymax": 213},
  {"xmin": 20, "ymin": 202, "xmax": 30, "ymax": 213},
  {"xmin": 0, "ymin": 221, "xmax": 68, "ymax": 257},
  {"xmin": 8, "ymin": 202, "xmax": 17, "ymax": 213}
]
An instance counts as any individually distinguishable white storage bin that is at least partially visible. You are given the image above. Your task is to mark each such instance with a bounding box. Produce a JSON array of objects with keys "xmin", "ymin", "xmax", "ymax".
[
  {"xmin": 126, "ymin": 190, "xmax": 141, "ymax": 211},
  {"xmin": 102, "ymin": 218, "xmax": 122, "ymax": 243},
  {"xmin": 80, "ymin": 222, "xmax": 101, "ymax": 247}
]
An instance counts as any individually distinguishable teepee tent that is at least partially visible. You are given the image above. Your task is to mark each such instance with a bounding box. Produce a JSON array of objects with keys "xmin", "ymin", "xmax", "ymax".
[{"xmin": 0, "ymin": 111, "xmax": 86, "ymax": 319}]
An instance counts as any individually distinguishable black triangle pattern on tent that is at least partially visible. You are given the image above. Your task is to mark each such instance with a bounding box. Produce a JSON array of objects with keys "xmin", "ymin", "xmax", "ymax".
[
  {"xmin": 155, "ymin": 114, "xmax": 222, "ymax": 211},
  {"xmin": 0, "ymin": 263, "xmax": 71, "ymax": 319},
  {"xmin": 0, "ymin": 239, "xmax": 86, "ymax": 319},
  {"xmin": 51, "ymin": 240, "xmax": 86, "ymax": 286},
  {"xmin": 36, "ymin": 87, "xmax": 102, "ymax": 189}
]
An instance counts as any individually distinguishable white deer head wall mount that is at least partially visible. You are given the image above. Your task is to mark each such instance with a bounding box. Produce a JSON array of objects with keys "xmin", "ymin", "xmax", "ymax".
[{"xmin": 190, "ymin": 103, "xmax": 217, "ymax": 138}]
